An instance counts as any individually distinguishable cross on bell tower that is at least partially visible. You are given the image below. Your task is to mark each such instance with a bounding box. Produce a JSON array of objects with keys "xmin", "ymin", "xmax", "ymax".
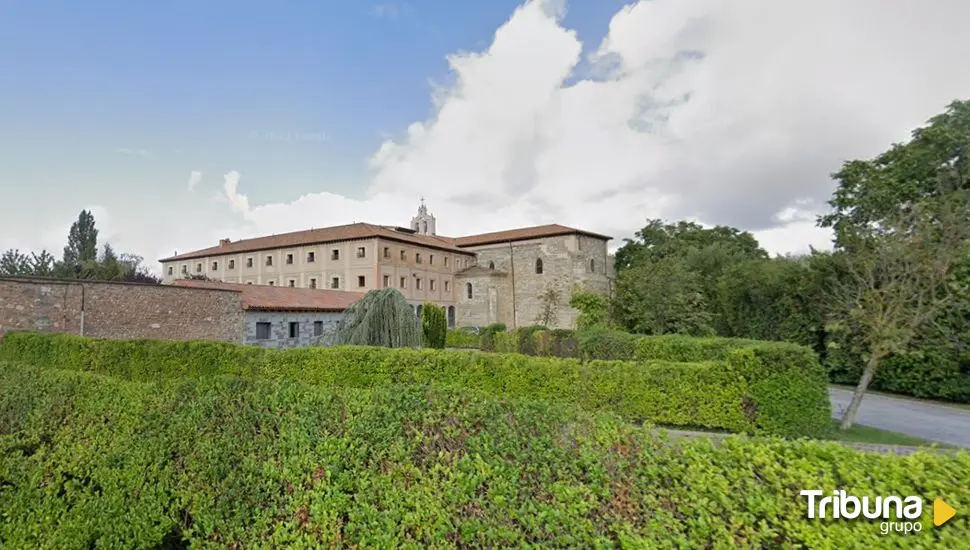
[{"xmin": 411, "ymin": 197, "xmax": 436, "ymax": 235}]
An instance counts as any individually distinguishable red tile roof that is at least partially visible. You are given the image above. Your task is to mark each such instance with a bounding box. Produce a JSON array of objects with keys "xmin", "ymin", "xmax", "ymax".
[
  {"xmin": 172, "ymin": 280, "xmax": 365, "ymax": 312},
  {"xmin": 453, "ymin": 224, "xmax": 612, "ymax": 247},
  {"xmin": 160, "ymin": 222, "xmax": 475, "ymax": 262}
]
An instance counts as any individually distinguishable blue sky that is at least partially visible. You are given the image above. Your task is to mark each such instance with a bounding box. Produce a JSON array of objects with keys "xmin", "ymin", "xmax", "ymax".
[{"xmin": 2, "ymin": 0, "xmax": 968, "ymax": 270}]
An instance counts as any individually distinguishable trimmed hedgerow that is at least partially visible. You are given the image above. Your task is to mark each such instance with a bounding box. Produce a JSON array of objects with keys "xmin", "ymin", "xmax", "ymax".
[
  {"xmin": 0, "ymin": 332, "xmax": 817, "ymax": 436},
  {"xmin": 445, "ymin": 328, "xmax": 480, "ymax": 349},
  {"xmin": 1, "ymin": 363, "xmax": 968, "ymax": 548}
]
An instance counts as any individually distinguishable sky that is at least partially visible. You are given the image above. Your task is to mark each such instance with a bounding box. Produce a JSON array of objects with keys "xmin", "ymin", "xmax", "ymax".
[{"xmin": 2, "ymin": 0, "xmax": 969, "ymax": 273}]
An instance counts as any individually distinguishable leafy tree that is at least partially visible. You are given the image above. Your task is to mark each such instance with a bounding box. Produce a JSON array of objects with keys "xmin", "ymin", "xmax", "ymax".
[
  {"xmin": 819, "ymin": 99, "xmax": 970, "ymax": 246},
  {"xmin": 569, "ymin": 289, "xmax": 611, "ymax": 330},
  {"xmin": 332, "ymin": 288, "xmax": 421, "ymax": 348},
  {"xmin": 420, "ymin": 303, "xmax": 447, "ymax": 349},
  {"xmin": 614, "ymin": 257, "xmax": 714, "ymax": 336},
  {"xmin": 29, "ymin": 250, "xmax": 56, "ymax": 277},
  {"xmin": 716, "ymin": 255, "xmax": 828, "ymax": 351},
  {"xmin": 0, "ymin": 249, "xmax": 32, "ymax": 276},
  {"xmin": 62, "ymin": 209, "xmax": 99, "ymax": 267},
  {"xmin": 827, "ymin": 191, "xmax": 970, "ymax": 429}
]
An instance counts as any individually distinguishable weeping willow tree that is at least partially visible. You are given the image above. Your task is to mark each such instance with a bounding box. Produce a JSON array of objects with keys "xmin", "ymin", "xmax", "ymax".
[{"xmin": 331, "ymin": 288, "xmax": 421, "ymax": 348}]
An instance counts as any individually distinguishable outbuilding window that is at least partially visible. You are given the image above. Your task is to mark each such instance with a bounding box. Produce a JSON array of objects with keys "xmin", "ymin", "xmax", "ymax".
[
  {"xmin": 255, "ymin": 322, "xmax": 271, "ymax": 340},
  {"xmin": 535, "ymin": 258, "xmax": 543, "ymax": 274}
]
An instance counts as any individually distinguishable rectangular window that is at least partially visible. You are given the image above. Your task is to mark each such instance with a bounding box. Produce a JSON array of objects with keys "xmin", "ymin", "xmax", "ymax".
[
  {"xmin": 382, "ymin": 275, "xmax": 389, "ymax": 288},
  {"xmin": 416, "ymin": 278, "xmax": 422, "ymax": 290},
  {"xmin": 429, "ymin": 254, "xmax": 434, "ymax": 265},
  {"xmin": 331, "ymin": 277, "xmax": 339, "ymax": 289},
  {"xmin": 430, "ymin": 279, "xmax": 436, "ymax": 291},
  {"xmin": 309, "ymin": 278, "xmax": 317, "ymax": 289},
  {"xmin": 307, "ymin": 251, "xmax": 315, "ymax": 263},
  {"xmin": 181, "ymin": 265, "xmax": 187, "ymax": 274},
  {"xmin": 266, "ymin": 255, "xmax": 273, "ymax": 266},
  {"xmin": 228, "ymin": 259, "xmax": 235, "ymax": 269},
  {"xmin": 196, "ymin": 263, "xmax": 202, "ymax": 273},
  {"xmin": 400, "ymin": 250, "xmax": 406, "ymax": 260},
  {"xmin": 167, "ymin": 266, "xmax": 173, "ymax": 275},
  {"xmin": 400, "ymin": 276, "xmax": 406, "ymax": 289},
  {"xmin": 246, "ymin": 257, "xmax": 253, "ymax": 268},
  {"xmin": 313, "ymin": 321, "xmax": 323, "ymax": 336},
  {"xmin": 357, "ymin": 275, "xmax": 366, "ymax": 288},
  {"xmin": 445, "ymin": 281, "xmax": 450, "ymax": 292},
  {"xmin": 356, "ymin": 246, "xmax": 366, "ymax": 258},
  {"xmin": 415, "ymin": 253, "xmax": 422, "ymax": 264},
  {"xmin": 331, "ymin": 249, "xmax": 340, "ymax": 261},
  {"xmin": 286, "ymin": 254, "xmax": 293, "ymax": 265},
  {"xmin": 268, "ymin": 280, "xmax": 275, "ymax": 286},
  {"xmin": 383, "ymin": 247, "xmax": 390, "ymax": 258},
  {"xmin": 255, "ymin": 322, "xmax": 271, "ymax": 340},
  {"xmin": 211, "ymin": 261, "xmax": 218, "ymax": 271},
  {"xmin": 289, "ymin": 322, "xmax": 299, "ymax": 339},
  {"xmin": 288, "ymin": 279, "xmax": 295, "ymax": 287},
  {"xmin": 444, "ymin": 257, "xmax": 449, "ymax": 267}
]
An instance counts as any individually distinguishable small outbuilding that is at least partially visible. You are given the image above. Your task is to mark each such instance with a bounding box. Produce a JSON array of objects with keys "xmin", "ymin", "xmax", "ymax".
[{"xmin": 174, "ymin": 280, "xmax": 365, "ymax": 349}]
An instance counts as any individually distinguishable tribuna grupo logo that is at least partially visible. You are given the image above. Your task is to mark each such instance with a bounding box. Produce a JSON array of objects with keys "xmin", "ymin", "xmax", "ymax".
[{"xmin": 800, "ymin": 490, "xmax": 957, "ymax": 535}]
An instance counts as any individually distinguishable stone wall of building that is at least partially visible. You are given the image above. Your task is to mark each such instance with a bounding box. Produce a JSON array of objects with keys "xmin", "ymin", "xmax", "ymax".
[
  {"xmin": 455, "ymin": 270, "xmax": 510, "ymax": 328},
  {"xmin": 0, "ymin": 277, "xmax": 244, "ymax": 343},
  {"xmin": 244, "ymin": 310, "xmax": 345, "ymax": 349},
  {"xmin": 458, "ymin": 234, "xmax": 612, "ymax": 330}
]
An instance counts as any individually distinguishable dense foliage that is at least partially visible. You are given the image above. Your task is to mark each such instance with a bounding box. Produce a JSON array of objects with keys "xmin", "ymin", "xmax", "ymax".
[
  {"xmin": 0, "ymin": 331, "xmax": 831, "ymax": 438},
  {"xmin": 607, "ymin": 100, "xmax": 970, "ymax": 404},
  {"xmin": 331, "ymin": 288, "xmax": 421, "ymax": 348},
  {"xmin": 420, "ymin": 303, "xmax": 447, "ymax": 349},
  {"xmin": 2, "ymin": 361, "xmax": 967, "ymax": 548}
]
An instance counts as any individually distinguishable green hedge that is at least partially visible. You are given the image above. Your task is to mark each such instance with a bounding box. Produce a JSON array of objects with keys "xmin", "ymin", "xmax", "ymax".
[
  {"xmin": 0, "ymin": 332, "xmax": 825, "ymax": 436},
  {"xmin": 1, "ymin": 363, "xmax": 968, "ymax": 548},
  {"xmin": 826, "ymin": 344, "xmax": 970, "ymax": 404},
  {"xmin": 445, "ymin": 328, "xmax": 480, "ymax": 349}
]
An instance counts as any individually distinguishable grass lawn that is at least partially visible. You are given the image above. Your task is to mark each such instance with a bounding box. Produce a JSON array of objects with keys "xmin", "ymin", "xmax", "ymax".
[
  {"xmin": 830, "ymin": 384, "xmax": 970, "ymax": 412},
  {"xmin": 825, "ymin": 419, "xmax": 952, "ymax": 448}
]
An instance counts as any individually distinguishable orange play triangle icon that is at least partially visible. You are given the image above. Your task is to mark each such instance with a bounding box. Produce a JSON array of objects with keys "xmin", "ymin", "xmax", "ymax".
[{"xmin": 934, "ymin": 498, "xmax": 956, "ymax": 527}]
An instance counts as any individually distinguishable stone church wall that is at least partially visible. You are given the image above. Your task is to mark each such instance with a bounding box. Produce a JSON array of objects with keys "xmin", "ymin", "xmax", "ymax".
[{"xmin": 458, "ymin": 234, "xmax": 612, "ymax": 330}]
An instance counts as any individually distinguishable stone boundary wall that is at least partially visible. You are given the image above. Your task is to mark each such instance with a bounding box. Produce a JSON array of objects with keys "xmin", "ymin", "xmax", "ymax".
[{"xmin": 0, "ymin": 277, "xmax": 244, "ymax": 343}]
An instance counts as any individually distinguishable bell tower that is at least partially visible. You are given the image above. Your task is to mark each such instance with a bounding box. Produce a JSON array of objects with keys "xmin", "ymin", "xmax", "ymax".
[{"xmin": 410, "ymin": 197, "xmax": 437, "ymax": 236}]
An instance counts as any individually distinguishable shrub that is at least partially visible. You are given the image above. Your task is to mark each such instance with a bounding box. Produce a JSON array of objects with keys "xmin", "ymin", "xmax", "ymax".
[
  {"xmin": 1, "ymin": 363, "xmax": 968, "ymax": 548},
  {"xmin": 445, "ymin": 328, "xmax": 479, "ymax": 349},
  {"xmin": 633, "ymin": 335, "xmax": 832, "ymax": 438},
  {"xmin": 577, "ymin": 327, "xmax": 637, "ymax": 361},
  {"xmin": 0, "ymin": 332, "xmax": 818, "ymax": 436},
  {"xmin": 420, "ymin": 303, "xmax": 447, "ymax": 349},
  {"xmin": 515, "ymin": 325, "xmax": 546, "ymax": 356},
  {"xmin": 478, "ymin": 323, "xmax": 507, "ymax": 352}
]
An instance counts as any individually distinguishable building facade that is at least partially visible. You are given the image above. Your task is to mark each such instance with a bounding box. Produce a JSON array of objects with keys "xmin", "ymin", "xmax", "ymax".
[{"xmin": 160, "ymin": 202, "xmax": 613, "ymax": 330}]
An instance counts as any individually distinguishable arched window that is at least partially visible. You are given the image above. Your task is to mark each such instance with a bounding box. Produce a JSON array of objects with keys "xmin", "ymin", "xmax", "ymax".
[
  {"xmin": 447, "ymin": 306, "xmax": 456, "ymax": 328},
  {"xmin": 466, "ymin": 282, "xmax": 473, "ymax": 299},
  {"xmin": 422, "ymin": 221, "xmax": 428, "ymax": 233},
  {"xmin": 535, "ymin": 258, "xmax": 543, "ymax": 274},
  {"xmin": 589, "ymin": 258, "xmax": 595, "ymax": 272},
  {"xmin": 416, "ymin": 304, "xmax": 423, "ymax": 319},
  {"xmin": 488, "ymin": 261, "xmax": 495, "ymax": 270}
]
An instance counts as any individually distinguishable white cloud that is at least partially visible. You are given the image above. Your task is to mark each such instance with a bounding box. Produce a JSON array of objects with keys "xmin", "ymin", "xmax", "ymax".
[
  {"xmin": 187, "ymin": 171, "xmax": 202, "ymax": 192},
  {"xmin": 194, "ymin": 0, "xmax": 970, "ymax": 258}
]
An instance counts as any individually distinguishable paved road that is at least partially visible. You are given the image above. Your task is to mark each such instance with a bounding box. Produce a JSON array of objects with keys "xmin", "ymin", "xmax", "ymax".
[{"xmin": 829, "ymin": 387, "xmax": 970, "ymax": 449}]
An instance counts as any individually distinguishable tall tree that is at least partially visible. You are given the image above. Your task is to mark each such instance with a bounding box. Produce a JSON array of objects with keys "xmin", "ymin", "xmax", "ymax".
[
  {"xmin": 29, "ymin": 250, "xmax": 56, "ymax": 277},
  {"xmin": 828, "ymin": 191, "xmax": 970, "ymax": 429},
  {"xmin": 62, "ymin": 209, "xmax": 99, "ymax": 268},
  {"xmin": 819, "ymin": 99, "xmax": 970, "ymax": 246},
  {"xmin": 614, "ymin": 257, "xmax": 714, "ymax": 336}
]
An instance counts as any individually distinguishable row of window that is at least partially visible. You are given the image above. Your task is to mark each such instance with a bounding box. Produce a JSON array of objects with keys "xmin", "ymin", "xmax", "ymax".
[
  {"xmin": 254, "ymin": 320, "xmax": 327, "ymax": 340},
  {"xmin": 168, "ymin": 246, "xmax": 470, "ymax": 276},
  {"xmin": 482, "ymin": 258, "xmax": 596, "ymax": 274}
]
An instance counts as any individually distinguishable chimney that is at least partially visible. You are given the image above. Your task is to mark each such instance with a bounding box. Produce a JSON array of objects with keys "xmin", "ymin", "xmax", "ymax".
[{"xmin": 219, "ymin": 238, "xmax": 231, "ymax": 248}]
